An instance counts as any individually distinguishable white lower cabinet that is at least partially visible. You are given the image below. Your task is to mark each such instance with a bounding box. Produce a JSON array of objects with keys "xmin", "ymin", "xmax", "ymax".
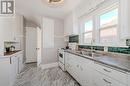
[
  {"xmin": 10, "ymin": 56, "xmax": 19, "ymax": 86},
  {"xmin": 0, "ymin": 51, "xmax": 24, "ymax": 86},
  {"xmin": 17, "ymin": 52, "xmax": 24, "ymax": 73},
  {"xmin": 0, "ymin": 58, "xmax": 10, "ymax": 86},
  {"xmin": 94, "ymin": 70, "xmax": 126, "ymax": 86},
  {"xmin": 65, "ymin": 53, "xmax": 93, "ymax": 86},
  {"xmin": 65, "ymin": 52, "xmax": 129, "ymax": 86}
]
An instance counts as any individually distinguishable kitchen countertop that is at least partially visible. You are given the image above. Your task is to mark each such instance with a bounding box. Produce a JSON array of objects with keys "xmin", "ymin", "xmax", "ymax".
[
  {"xmin": 66, "ymin": 50, "xmax": 130, "ymax": 73},
  {"xmin": 4, "ymin": 50, "xmax": 22, "ymax": 56}
]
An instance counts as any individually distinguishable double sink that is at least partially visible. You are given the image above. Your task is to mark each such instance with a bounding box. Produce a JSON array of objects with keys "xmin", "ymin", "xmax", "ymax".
[{"xmin": 75, "ymin": 50, "xmax": 103, "ymax": 58}]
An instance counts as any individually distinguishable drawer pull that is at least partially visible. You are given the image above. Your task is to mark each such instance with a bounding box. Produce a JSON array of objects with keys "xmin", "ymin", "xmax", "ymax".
[
  {"xmin": 77, "ymin": 65, "xmax": 79, "ymax": 68},
  {"xmin": 103, "ymin": 68, "xmax": 111, "ymax": 73},
  {"xmin": 80, "ymin": 66, "xmax": 83, "ymax": 71},
  {"xmin": 103, "ymin": 79, "xmax": 112, "ymax": 84},
  {"xmin": 10, "ymin": 58, "xmax": 12, "ymax": 64}
]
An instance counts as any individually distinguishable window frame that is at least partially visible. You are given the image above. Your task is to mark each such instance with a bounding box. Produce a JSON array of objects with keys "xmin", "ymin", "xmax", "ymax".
[
  {"xmin": 79, "ymin": 2, "xmax": 121, "ymax": 46},
  {"xmin": 97, "ymin": 4, "xmax": 119, "ymax": 45},
  {"xmin": 81, "ymin": 17, "xmax": 94, "ymax": 44}
]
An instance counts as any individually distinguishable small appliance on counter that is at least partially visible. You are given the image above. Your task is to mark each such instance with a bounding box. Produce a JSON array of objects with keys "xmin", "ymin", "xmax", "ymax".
[
  {"xmin": 10, "ymin": 46, "xmax": 15, "ymax": 52},
  {"xmin": 5, "ymin": 47, "xmax": 10, "ymax": 52},
  {"xmin": 68, "ymin": 43, "xmax": 78, "ymax": 51}
]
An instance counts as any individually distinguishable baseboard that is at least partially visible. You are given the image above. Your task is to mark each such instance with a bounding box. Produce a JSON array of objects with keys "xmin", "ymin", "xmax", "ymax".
[
  {"xmin": 25, "ymin": 59, "xmax": 37, "ymax": 63},
  {"xmin": 40, "ymin": 62, "xmax": 58, "ymax": 70}
]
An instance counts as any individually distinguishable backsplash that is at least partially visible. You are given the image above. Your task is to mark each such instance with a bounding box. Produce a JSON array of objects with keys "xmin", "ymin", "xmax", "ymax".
[
  {"xmin": 78, "ymin": 45, "xmax": 104, "ymax": 51},
  {"xmin": 78, "ymin": 45, "xmax": 130, "ymax": 54},
  {"xmin": 108, "ymin": 47, "xmax": 130, "ymax": 54},
  {"xmin": 4, "ymin": 42, "xmax": 20, "ymax": 52}
]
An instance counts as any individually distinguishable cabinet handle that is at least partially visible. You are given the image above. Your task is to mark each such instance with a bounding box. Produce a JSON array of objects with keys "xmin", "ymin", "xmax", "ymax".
[
  {"xmin": 10, "ymin": 58, "xmax": 12, "ymax": 64},
  {"xmin": 103, "ymin": 68, "xmax": 111, "ymax": 73},
  {"xmin": 80, "ymin": 66, "xmax": 83, "ymax": 71},
  {"xmin": 77, "ymin": 65, "xmax": 79, "ymax": 68},
  {"xmin": 103, "ymin": 79, "xmax": 112, "ymax": 84}
]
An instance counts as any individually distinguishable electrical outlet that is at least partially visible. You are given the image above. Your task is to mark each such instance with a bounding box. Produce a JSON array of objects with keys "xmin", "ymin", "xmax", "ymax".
[
  {"xmin": 104, "ymin": 46, "xmax": 108, "ymax": 52},
  {"xmin": 126, "ymin": 39, "xmax": 130, "ymax": 46}
]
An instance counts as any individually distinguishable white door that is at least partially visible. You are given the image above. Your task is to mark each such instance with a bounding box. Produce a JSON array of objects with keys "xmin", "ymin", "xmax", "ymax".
[
  {"xmin": 26, "ymin": 27, "xmax": 37, "ymax": 63},
  {"xmin": 36, "ymin": 27, "xmax": 42, "ymax": 66}
]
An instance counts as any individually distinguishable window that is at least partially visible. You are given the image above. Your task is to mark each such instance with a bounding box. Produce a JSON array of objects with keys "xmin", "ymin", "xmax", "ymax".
[
  {"xmin": 99, "ymin": 8, "xmax": 118, "ymax": 44},
  {"xmin": 83, "ymin": 20, "xmax": 93, "ymax": 44},
  {"xmin": 79, "ymin": 3, "xmax": 119, "ymax": 46}
]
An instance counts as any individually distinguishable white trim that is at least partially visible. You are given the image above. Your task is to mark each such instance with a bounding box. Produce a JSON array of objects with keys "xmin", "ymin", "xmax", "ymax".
[{"xmin": 40, "ymin": 62, "xmax": 58, "ymax": 70}]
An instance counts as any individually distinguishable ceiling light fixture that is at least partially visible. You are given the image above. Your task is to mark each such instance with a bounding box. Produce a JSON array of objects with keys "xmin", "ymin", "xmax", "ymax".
[{"xmin": 47, "ymin": 0, "xmax": 64, "ymax": 4}]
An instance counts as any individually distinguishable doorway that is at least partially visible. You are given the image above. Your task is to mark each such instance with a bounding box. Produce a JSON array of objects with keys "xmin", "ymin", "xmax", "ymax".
[{"xmin": 25, "ymin": 27, "xmax": 42, "ymax": 66}]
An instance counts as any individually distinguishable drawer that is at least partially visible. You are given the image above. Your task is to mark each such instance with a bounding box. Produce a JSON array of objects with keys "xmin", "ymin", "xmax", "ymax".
[
  {"xmin": 94, "ymin": 70, "xmax": 126, "ymax": 86},
  {"xmin": 94, "ymin": 63, "xmax": 128, "ymax": 85}
]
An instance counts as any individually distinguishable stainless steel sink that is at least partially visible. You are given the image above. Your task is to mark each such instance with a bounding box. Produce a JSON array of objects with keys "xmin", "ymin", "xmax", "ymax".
[{"xmin": 75, "ymin": 50, "xmax": 103, "ymax": 58}]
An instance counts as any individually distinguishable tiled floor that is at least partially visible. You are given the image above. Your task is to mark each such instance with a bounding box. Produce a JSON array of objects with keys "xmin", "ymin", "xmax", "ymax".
[{"xmin": 13, "ymin": 63, "xmax": 80, "ymax": 86}]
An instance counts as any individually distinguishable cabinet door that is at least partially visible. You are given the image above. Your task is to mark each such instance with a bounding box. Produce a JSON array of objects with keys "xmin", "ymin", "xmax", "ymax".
[
  {"xmin": 111, "ymin": 80, "xmax": 126, "ymax": 86},
  {"xmin": 64, "ymin": 12, "xmax": 78, "ymax": 36},
  {"xmin": 10, "ymin": 56, "xmax": 18, "ymax": 86},
  {"xmin": 43, "ymin": 17, "xmax": 54, "ymax": 48},
  {"xmin": 14, "ymin": 15, "xmax": 24, "ymax": 42},
  {"xmin": 0, "ymin": 58, "xmax": 10, "ymax": 86},
  {"xmin": 18, "ymin": 53, "xmax": 24, "ymax": 73},
  {"xmin": 77, "ymin": 56, "xmax": 93, "ymax": 86},
  {"xmin": 65, "ymin": 53, "xmax": 75, "ymax": 76},
  {"xmin": 94, "ymin": 71, "xmax": 111, "ymax": 86},
  {"xmin": 64, "ymin": 14, "xmax": 73, "ymax": 36},
  {"xmin": 120, "ymin": 0, "xmax": 130, "ymax": 39},
  {"xmin": 0, "ymin": 17, "xmax": 16, "ymax": 42}
]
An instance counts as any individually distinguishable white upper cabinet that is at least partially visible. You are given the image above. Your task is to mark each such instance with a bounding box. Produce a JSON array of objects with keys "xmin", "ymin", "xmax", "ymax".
[
  {"xmin": 0, "ymin": 15, "xmax": 23, "ymax": 42},
  {"xmin": 14, "ymin": 15, "xmax": 24, "ymax": 42},
  {"xmin": 42, "ymin": 17, "xmax": 54, "ymax": 48},
  {"xmin": 64, "ymin": 12, "xmax": 79, "ymax": 36},
  {"xmin": 119, "ymin": 0, "xmax": 130, "ymax": 39},
  {"xmin": 0, "ymin": 17, "xmax": 16, "ymax": 42}
]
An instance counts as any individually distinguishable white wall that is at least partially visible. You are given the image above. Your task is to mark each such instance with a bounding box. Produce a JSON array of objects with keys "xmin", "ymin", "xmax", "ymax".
[{"xmin": 42, "ymin": 17, "xmax": 65, "ymax": 65}]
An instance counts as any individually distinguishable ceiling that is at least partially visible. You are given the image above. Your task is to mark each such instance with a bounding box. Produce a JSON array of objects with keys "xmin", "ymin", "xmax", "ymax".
[{"xmin": 15, "ymin": 0, "xmax": 84, "ymax": 19}]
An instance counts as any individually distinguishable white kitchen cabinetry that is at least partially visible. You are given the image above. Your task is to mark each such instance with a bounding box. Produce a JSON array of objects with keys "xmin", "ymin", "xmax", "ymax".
[
  {"xmin": 120, "ymin": 0, "xmax": 130, "ymax": 39},
  {"xmin": 14, "ymin": 15, "xmax": 24, "ymax": 43},
  {"xmin": 0, "ymin": 16, "xmax": 23, "ymax": 42},
  {"xmin": 0, "ymin": 51, "xmax": 24, "ymax": 86},
  {"xmin": 94, "ymin": 70, "xmax": 126, "ymax": 86},
  {"xmin": 42, "ymin": 17, "xmax": 54, "ymax": 48},
  {"xmin": 17, "ymin": 52, "xmax": 24, "ymax": 73},
  {"xmin": 74, "ymin": 55, "xmax": 94, "ymax": 86},
  {"xmin": 93, "ymin": 63, "xmax": 128, "ymax": 86},
  {"xmin": 64, "ymin": 12, "xmax": 79, "ymax": 36},
  {"xmin": 0, "ymin": 58, "xmax": 10, "ymax": 86},
  {"xmin": 65, "ymin": 52, "xmax": 129, "ymax": 86},
  {"xmin": 65, "ymin": 53, "xmax": 75, "ymax": 76},
  {"xmin": 0, "ymin": 15, "xmax": 23, "ymax": 56},
  {"xmin": 0, "ymin": 17, "xmax": 16, "ymax": 42},
  {"xmin": 10, "ymin": 56, "xmax": 19, "ymax": 86},
  {"xmin": 65, "ymin": 53, "xmax": 93, "ymax": 86}
]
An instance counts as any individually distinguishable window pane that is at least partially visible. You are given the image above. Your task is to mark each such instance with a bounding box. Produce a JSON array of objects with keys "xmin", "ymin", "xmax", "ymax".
[
  {"xmin": 100, "ymin": 9, "xmax": 118, "ymax": 28},
  {"xmin": 100, "ymin": 27, "xmax": 117, "ymax": 43},
  {"xmin": 84, "ymin": 32, "xmax": 92, "ymax": 43},
  {"xmin": 85, "ymin": 20, "xmax": 93, "ymax": 32}
]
